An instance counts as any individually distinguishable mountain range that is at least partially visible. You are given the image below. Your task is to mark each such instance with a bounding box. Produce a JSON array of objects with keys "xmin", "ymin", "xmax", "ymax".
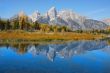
[
  {"xmin": 12, "ymin": 7, "xmax": 108, "ymax": 30},
  {"xmin": 103, "ymin": 18, "xmax": 110, "ymax": 25}
]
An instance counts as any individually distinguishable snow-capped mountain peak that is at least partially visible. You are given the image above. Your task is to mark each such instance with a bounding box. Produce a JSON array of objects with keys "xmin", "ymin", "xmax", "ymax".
[
  {"xmin": 47, "ymin": 7, "xmax": 57, "ymax": 21},
  {"xmin": 29, "ymin": 11, "xmax": 41, "ymax": 22},
  {"xmin": 23, "ymin": 7, "xmax": 108, "ymax": 30}
]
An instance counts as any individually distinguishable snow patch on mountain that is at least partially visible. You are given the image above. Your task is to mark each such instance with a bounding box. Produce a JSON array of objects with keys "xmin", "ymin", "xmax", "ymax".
[{"xmin": 26, "ymin": 7, "xmax": 108, "ymax": 30}]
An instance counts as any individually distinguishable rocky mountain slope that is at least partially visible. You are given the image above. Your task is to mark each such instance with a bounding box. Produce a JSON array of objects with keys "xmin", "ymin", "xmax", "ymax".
[
  {"xmin": 12, "ymin": 7, "xmax": 108, "ymax": 30},
  {"xmin": 103, "ymin": 18, "xmax": 110, "ymax": 25}
]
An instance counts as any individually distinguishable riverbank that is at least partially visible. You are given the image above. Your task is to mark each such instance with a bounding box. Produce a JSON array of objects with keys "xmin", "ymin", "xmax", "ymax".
[{"xmin": 0, "ymin": 31, "xmax": 106, "ymax": 42}]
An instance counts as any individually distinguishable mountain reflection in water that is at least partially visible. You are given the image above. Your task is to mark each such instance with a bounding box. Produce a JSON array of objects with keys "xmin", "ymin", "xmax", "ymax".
[{"xmin": 0, "ymin": 40, "xmax": 110, "ymax": 73}]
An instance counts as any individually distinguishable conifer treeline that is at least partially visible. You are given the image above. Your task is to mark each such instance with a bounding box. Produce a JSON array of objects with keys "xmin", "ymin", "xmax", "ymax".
[
  {"xmin": 0, "ymin": 14, "xmax": 109, "ymax": 34},
  {"xmin": 0, "ymin": 14, "xmax": 71, "ymax": 32}
]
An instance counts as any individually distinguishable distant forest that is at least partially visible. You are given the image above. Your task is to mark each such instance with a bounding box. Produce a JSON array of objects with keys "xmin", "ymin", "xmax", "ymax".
[
  {"xmin": 0, "ymin": 14, "xmax": 110, "ymax": 34},
  {"xmin": 0, "ymin": 14, "xmax": 71, "ymax": 32}
]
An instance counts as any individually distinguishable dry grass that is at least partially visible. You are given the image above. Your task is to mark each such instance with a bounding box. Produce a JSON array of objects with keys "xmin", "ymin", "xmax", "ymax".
[{"xmin": 0, "ymin": 31, "xmax": 106, "ymax": 41}]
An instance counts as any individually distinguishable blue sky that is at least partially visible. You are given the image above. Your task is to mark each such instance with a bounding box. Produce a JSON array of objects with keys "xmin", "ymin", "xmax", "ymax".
[{"xmin": 0, "ymin": 0, "xmax": 110, "ymax": 20}]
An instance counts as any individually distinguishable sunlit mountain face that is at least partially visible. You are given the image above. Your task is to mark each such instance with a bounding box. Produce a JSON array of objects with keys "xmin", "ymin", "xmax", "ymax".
[
  {"xmin": 0, "ymin": 40, "xmax": 110, "ymax": 73},
  {"xmin": 9, "ymin": 7, "xmax": 108, "ymax": 31},
  {"xmin": 103, "ymin": 18, "xmax": 110, "ymax": 25},
  {"xmin": 29, "ymin": 7, "xmax": 108, "ymax": 30}
]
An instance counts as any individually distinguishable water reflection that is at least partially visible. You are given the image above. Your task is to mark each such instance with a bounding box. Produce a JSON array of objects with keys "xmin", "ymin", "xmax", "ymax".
[
  {"xmin": 0, "ymin": 40, "xmax": 109, "ymax": 61},
  {"xmin": 0, "ymin": 40, "xmax": 110, "ymax": 73}
]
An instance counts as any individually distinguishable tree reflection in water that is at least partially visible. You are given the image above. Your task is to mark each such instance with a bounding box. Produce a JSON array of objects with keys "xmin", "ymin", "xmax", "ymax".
[{"xmin": 0, "ymin": 40, "xmax": 109, "ymax": 61}]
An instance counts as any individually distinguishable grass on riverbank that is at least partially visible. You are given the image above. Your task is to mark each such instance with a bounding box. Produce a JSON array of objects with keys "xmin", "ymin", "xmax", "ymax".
[{"xmin": 0, "ymin": 30, "xmax": 106, "ymax": 41}]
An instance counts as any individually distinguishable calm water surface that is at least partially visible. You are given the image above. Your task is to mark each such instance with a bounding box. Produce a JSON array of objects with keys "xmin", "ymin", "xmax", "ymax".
[{"xmin": 0, "ymin": 40, "xmax": 110, "ymax": 73}]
